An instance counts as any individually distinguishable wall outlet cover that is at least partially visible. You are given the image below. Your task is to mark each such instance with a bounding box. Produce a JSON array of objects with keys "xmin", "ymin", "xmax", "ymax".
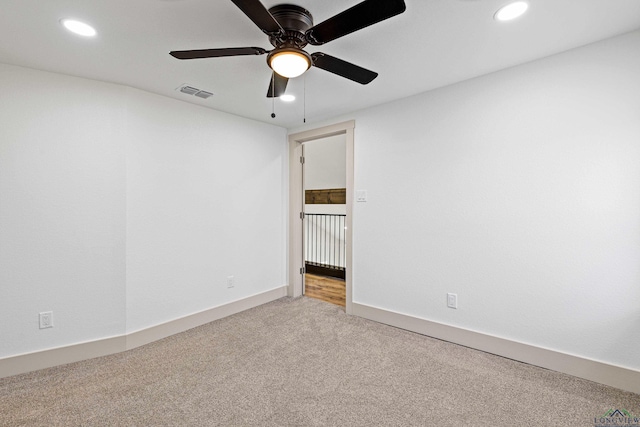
[{"xmin": 39, "ymin": 311, "xmax": 54, "ymax": 329}]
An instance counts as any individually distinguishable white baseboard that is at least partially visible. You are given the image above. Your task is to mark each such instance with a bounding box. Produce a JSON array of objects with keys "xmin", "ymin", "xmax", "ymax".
[
  {"xmin": 0, "ymin": 286, "xmax": 287, "ymax": 379},
  {"xmin": 0, "ymin": 336, "xmax": 127, "ymax": 380},
  {"xmin": 352, "ymin": 302, "xmax": 640, "ymax": 395}
]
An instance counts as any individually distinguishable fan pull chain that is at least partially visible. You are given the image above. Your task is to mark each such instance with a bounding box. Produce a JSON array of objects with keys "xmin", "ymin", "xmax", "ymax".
[
  {"xmin": 271, "ymin": 71, "xmax": 276, "ymax": 119},
  {"xmin": 303, "ymin": 74, "xmax": 306, "ymax": 123}
]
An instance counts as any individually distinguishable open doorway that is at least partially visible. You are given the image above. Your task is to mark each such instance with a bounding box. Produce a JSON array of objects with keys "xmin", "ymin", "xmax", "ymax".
[
  {"xmin": 303, "ymin": 135, "xmax": 346, "ymax": 306},
  {"xmin": 288, "ymin": 121, "xmax": 354, "ymax": 314}
]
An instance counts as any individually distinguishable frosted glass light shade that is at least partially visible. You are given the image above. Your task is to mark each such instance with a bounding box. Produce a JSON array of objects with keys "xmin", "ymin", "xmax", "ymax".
[{"xmin": 269, "ymin": 50, "xmax": 311, "ymax": 78}]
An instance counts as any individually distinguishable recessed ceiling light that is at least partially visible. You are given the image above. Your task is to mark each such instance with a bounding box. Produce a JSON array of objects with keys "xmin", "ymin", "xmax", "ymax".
[
  {"xmin": 280, "ymin": 94, "xmax": 296, "ymax": 102},
  {"xmin": 60, "ymin": 19, "xmax": 97, "ymax": 37},
  {"xmin": 494, "ymin": 1, "xmax": 529, "ymax": 21}
]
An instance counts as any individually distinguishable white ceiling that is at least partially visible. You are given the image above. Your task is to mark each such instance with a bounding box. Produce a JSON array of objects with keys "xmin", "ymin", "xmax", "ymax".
[{"xmin": 1, "ymin": 0, "xmax": 639, "ymax": 128}]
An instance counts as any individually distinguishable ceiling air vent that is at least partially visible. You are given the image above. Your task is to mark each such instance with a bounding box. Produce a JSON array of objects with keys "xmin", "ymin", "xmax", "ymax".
[
  {"xmin": 179, "ymin": 85, "xmax": 199, "ymax": 95},
  {"xmin": 194, "ymin": 90, "xmax": 213, "ymax": 99},
  {"xmin": 177, "ymin": 84, "xmax": 213, "ymax": 99}
]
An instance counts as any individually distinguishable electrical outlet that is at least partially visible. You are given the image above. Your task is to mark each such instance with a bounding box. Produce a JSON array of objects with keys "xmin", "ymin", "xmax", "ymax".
[
  {"xmin": 447, "ymin": 293, "xmax": 458, "ymax": 309},
  {"xmin": 227, "ymin": 276, "xmax": 235, "ymax": 288},
  {"xmin": 39, "ymin": 311, "xmax": 54, "ymax": 329}
]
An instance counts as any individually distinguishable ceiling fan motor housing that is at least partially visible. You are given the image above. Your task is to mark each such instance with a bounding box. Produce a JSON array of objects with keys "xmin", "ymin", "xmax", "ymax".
[{"xmin": 267, "ymin": 4, "xmax": 314, "ymax": 49}]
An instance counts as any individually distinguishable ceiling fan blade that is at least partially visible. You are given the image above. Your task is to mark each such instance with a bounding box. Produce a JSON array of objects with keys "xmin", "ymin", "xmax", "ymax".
[
  {"xmin": 267, "ymin": 73, "xmax": 289, "ymax": 98},
  {"xmin": 170, "ymin": 47, "xmax": 267, "ymax": 60},
  {"xmin": 306, "ymin": 0, "xmax": 406, "ymax": 46},
  {"xmin": 311, "ymin": 53, "xmax": 378, "ymax": 84},
  {"xmin": 230, "ymin": 0, "xmax": 284, "ymax": 36}
]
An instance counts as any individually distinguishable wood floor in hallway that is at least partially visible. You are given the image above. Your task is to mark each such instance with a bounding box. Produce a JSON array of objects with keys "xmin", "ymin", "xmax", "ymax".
[{"xmin": 304, "ymin": 273, "xmax": 346, "ymax": 307}]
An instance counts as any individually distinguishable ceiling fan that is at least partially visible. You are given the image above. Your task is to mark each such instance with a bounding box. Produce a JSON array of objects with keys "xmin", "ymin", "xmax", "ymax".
[{"xmin": 170, "ymin": 0, "xmax": 406, "ymax": 98}]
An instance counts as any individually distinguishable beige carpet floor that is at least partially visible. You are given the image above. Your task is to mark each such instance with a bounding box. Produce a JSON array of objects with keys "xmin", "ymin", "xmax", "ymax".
[{"xmin": 1, "ymin": 296, "xmax": 638, "ymax": 426}]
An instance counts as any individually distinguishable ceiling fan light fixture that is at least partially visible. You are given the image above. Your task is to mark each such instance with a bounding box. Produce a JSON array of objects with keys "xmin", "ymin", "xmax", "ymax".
[
  {"xmin": 60, "ymin": 18, "xmax": 97, "ymax": 37},
  {"xmin": 267, "ymin": 48, "xmax": 311, "ymax": 78},
  {"xmin": 494, "ymin": 1, "xmax": 529, "ymax": 21}
]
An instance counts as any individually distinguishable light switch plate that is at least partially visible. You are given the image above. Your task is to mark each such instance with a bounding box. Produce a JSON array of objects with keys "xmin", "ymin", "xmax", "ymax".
[{"xmin": 356, "ymin": 190, "xmax": 367, "ymax": 202}]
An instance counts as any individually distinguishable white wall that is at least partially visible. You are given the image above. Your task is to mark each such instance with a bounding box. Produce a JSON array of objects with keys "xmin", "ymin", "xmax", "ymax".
[
  {"xmin": 0, "ymin": 64, "xmax": 127, "ymax": 357},
  {"xmin": 294, "ymin": 30, "xmax": 640, "ymax": 371},
  {"xmin": 303, "ymin": 134, "xmax": 346, "ymax": 190},
  {"xmin": 125, "ymin": 89, "xmax": 287, "ymax": 332},
  {"xmin": 0, "ymin": 63, "xmax": 287, "ymax": 358},
  {"xmin": 304, "ymin": 134, "xmax": 347, "ymax": 216}
]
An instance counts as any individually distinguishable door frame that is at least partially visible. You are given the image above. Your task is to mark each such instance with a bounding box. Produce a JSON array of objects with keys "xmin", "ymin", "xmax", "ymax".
[{"xmin": 288, "ymin": 120, "xmax": 354, "ymax": 314}]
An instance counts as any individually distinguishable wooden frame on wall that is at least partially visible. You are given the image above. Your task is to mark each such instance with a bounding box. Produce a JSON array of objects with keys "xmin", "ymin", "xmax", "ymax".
[{"xmin": 305, "ymin": 188, "xmax": 346, "ymax": 204}]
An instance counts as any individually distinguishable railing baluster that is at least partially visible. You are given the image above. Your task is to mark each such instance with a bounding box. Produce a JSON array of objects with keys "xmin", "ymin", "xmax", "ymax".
[
  {"xmin": 330, "ymin": 214, "xmax": 334, "ymax": 267},
  {"xmin": 324, "ymin": 215, "xmax": 327, "ymax": 266},
  {"xmin": 337, "ymin": 215, "xmax": 341, "ymax": 268}
]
